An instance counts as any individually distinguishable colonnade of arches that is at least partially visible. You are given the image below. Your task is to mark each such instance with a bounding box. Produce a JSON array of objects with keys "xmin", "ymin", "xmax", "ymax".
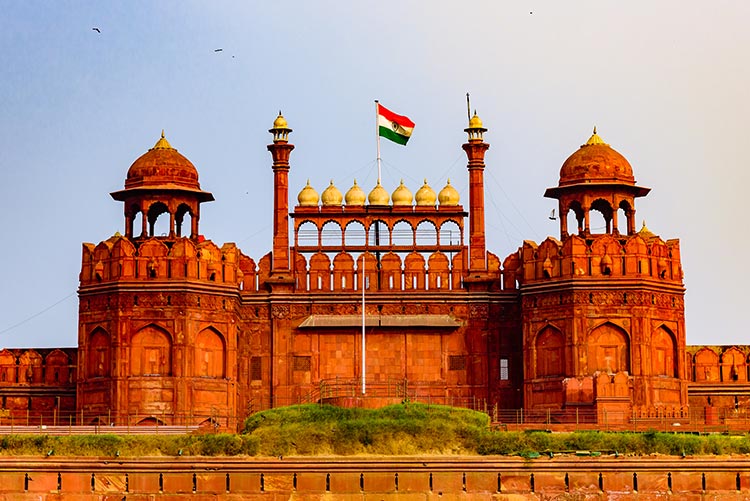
[
  {"xmin": 560, "ymin": 198, "xmax": 636, "ymax": 237},
  {"xmin": 295, "ymin": 219, "xmax": 463, "ymax": 248},
  {"xmin": 124, "ymin": 201, "xmax": 197, "ymax": 239}
]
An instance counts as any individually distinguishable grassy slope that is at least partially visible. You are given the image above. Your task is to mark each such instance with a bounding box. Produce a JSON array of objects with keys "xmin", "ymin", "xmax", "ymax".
[{"xmin": 0, "ymin": 403, "xmax": 749, "ymax": 457}]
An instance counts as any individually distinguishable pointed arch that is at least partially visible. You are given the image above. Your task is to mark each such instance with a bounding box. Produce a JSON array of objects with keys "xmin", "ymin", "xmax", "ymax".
[
  {"xmin": 174, "ymin": 203, "xmax": 193, "ymax": 238},
  {"xmin": 18, "ymin": 350, "xmax": 43, "ymax": 383},
  {"xmin": 586, "ymin": 322, "xmax": 629, "ymax": 374},
  {"xmin": 720, "ymin": 346, "xmax": 747, "ymax": 382},
  {"xmin": 147, "ymin": 201, "xmax": 170, "ymax": 237},
  {"xmin": 297, "ymin": 220, "xmax": 319, "ymax": 247},
  {"xmin": 651, "ymin": 326, "xmax": 677, "ymax": 377},
  {"xmin": 590, "ymin": 198, "xmax": 614, "ymax": 234},
  {"xmin": 87, "ymin": 328, "xmax": 111, "ymax": 378},
  {"xmin": 344, "ymin": 220, "xmax": 366, "ymax": 247},
  {"xmin": 535, "ymin": 325, "xmax": 565, "ymax": 377},
  {"xmin": 137, "ymin": 416, "xmax": 167, "ymax": 426},
  {"xmin": 693, "ymin": 348, "xmax": 719, "ymax": 382},
  {"xmin": 131, "ymin": 325, "xmax": 172, "ymax": 376},
  {"xmin": 415, "ymin": 220, "xmax": 437, "ymax": 246},
  {"xmin": 392, "ymin": 220, "xmax": 414, "ymax": 246},
  {"xmin": 332, "ymin": 251, "xmax": 355, "ymax": 291},
  {"xmin": 321, "ymin": 220, "xmax": 343, "ymax": 247},
  {"xmin": 438, "ymin": 220, "xmax": 460, "ymax": 246},
  {"xmin": 44, "ymin": 349, "xmax": 70, "ymax": 385},
  {"xmin": 195, "ymin": 328, "xmax": 225, "ymax": 378},
  {"xmin": 0, "ymin": 349, "xmax": 16, "ymax": 384}
]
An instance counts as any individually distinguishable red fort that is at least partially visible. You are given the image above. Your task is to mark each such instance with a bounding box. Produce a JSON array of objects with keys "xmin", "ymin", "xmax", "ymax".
[{"xmin": 0, "ymin": 113, "xmax": 746, "ymax": 430}]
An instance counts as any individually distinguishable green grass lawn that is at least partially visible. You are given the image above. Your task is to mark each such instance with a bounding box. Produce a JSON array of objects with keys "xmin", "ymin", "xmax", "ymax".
[{"xmin": 1, "ymin": 403, "xmax": 749, "ymax": 457}]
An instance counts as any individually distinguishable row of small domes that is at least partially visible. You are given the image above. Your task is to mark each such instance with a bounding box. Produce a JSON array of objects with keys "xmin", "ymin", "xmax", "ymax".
[{"xmin": 298, "ymin": 179, "xmax": 460, "ymax": 207}]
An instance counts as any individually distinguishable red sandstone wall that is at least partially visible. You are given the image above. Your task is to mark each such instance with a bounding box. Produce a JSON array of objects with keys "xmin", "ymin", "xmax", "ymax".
[{"xmin": 1, "ymin": 457, "xmax": 749, "ymax": 500}]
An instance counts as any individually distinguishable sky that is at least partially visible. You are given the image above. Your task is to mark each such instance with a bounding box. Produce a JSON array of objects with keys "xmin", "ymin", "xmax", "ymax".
[{"xmin": 0, "ymin": 1, "xmax": 748, "ymax": 348}]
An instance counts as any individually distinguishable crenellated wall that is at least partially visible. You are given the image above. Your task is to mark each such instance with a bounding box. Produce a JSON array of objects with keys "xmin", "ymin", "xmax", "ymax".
[{"xmin": 0, "ymin": 348, "xmax": 77, "ymax": 424}]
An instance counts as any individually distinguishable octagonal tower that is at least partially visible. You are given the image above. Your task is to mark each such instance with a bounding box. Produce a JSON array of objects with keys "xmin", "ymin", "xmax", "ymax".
[{"xmin": 519, "ymin": 129, "xmax": 688, "ymax": 423}]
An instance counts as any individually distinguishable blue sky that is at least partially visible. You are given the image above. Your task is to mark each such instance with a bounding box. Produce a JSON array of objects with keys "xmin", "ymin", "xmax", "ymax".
[{"xmin": 1, "ymin": 1, "xmax": 748, "ymax": 347}]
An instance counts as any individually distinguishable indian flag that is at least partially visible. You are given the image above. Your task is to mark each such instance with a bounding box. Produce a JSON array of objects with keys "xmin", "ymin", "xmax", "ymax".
[{"xmin": 377, "ymin": 103, "xmax": 415, "ymax": 145}]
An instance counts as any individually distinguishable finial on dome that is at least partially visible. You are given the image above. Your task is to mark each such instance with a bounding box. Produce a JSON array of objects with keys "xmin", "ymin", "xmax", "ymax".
[
  {"xmin": 584, "ymin": 126, "xmax": 608, "ymax": 147},
  {"xmin": 368, "ymin": 178, "xmax": 390, "ymax": 205},
  {"xmin": 438, "ymin": 178, "xmax": 460, "ymax": 206},
  {"xmin": 415, "ymin": 178, "xmax": 437, "ymax": 206},
  {"xmin": 151, "ymin": 130, "xmax": 173, "ymax": 150},
  {"xmin": 392, "ymin": 179, "xmax": 413, "ymax": 206},
  {"xmin": 297, "ymin": 179, "xmax": 320, "ymax": 206},
  {"xmin": 638, "ymin": 220, "xmax": 656, "ymax": 239},
  {"xmin": 321, "ymin": 179, "xmax": 343, "ymax": 206},
  {"xmin": 345, "ymin": 178, "xmax": 366, "ymax": 206}
]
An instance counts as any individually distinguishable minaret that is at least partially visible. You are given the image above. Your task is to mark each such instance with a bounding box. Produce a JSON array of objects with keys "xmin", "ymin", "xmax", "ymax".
[
  {"xmin": 267, "ymin": 112, "xmax": 294, "ymax": 275},
  {"xmin": 462, "ymin": 111, "xmax": 489, "ymax": 274}
]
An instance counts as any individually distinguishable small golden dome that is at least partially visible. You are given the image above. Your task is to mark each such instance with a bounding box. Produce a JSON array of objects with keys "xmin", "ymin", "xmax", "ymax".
[
  {"xmin": 297, "ymin": 179, "xmax": 319, "ymax": 207},
  {"xmin": 438, "ymin": 178, "xmax": 460, "ymax": 206},
  {"xmin": 391, "ymin": 179, "xmax": 413, "ymax": 206},
  {"xmin": 638, "ymin": 220, "xmax": 656, "ymax": 240},
  {"xmin": 272, "ymin": 111, "xmax": 288, "ymax": 129},
  {"xmin": 368, "ymin": 180, "xmax": 390, "ymax": 205},
  {"xmin": 345, "ymin": 179, "xmax": 366, "ymax": 206},
  {"xmin": 415, "ymin": 179, "xmax": 437, "ymax": 206},
  {"xmin": 321, "ymin": 180, "xmax": 343, "ymax": 206},
  {"xmin": 468, "ymin": 112, "xmax": 483, "ymax": 129}
]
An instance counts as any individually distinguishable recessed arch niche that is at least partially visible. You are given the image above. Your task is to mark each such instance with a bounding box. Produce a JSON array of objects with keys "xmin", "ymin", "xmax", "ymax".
[
  {"xmin": 131, "ymin": 325, "xmax": 172, "ymax": 376},
  {"xmin": 194, "ymin": 328, "xmax": 226, "ymax": 378},
  {"xmin": 535, "ymin": 326, "xmax": 565, "ymax": 377},
  {"xmin": 586, "ymin": 323, "xmax": 629, "ymax": 374},
  {"xmin": 652, "ymin": 326, "xmax": 677, "ymax": 377},
  {"xmin": 87, "ymin": 328, "xmax": 111, "ymax": 378}
]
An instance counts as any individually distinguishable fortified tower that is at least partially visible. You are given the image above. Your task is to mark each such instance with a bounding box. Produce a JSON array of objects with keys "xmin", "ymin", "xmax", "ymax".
[
  {"xmin": 77, "ymin": 133, "xmax": 240, "ymax": 428},
  {"xmin": 517, "ymin": 129, "xmax": 688, "ymax": 422}
]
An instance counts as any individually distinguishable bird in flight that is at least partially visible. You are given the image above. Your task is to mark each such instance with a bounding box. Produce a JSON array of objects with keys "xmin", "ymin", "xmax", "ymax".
[
  {"xmin": 92, "ymin": 27, "xmax": 101, "ymax": 33},
  {"xmin": 214, "ymin": 48, "xmax": 223, "ymax": 52}
]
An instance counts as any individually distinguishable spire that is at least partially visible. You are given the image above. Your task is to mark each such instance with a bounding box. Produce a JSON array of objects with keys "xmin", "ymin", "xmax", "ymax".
[
  {"xmin": 151, "ymin": 130, "xmax": 174, "ymax": 150},
  {"xmin": 584, "ymin": 126, "xmax": 608, "ymax": 146}
]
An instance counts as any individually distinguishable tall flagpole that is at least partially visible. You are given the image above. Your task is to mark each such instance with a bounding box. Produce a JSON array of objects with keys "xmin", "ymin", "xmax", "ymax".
[
  {"xmin": 375, "ymin": 100, "xmax": 382, "ymax": 182},
  {"xmin": 361, "ymin": 254, "xmax": 366, "ymax": 395}
]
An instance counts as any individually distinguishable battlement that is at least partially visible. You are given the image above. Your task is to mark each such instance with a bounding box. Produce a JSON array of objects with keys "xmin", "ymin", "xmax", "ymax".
[
  {"xmin": 80, "ymin": 235, "xmax": 246, "ymax": 288},
  {"xmin": 516, "ymin": 231, "xmax": 683, "ymax": 285}
]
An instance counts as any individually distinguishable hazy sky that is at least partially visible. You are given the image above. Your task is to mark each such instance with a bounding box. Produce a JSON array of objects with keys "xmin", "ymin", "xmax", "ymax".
[{"xmin": 1, "ymin": 1, "xmax": 748, "ymax": 347}]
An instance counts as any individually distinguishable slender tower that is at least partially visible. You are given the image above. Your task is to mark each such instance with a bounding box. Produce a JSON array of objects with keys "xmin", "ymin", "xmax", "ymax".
[
  {"xmin": 267, "ymin": 112, "xmax": 294, "ymax": 280},
  {"xmin": 462, "ymin": 112, "xmax": 490, "ymax": 277}
]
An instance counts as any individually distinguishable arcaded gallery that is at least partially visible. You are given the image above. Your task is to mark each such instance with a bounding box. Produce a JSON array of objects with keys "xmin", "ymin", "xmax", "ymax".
[{"xmin": 0, "ymin": 112, "xmax": 746, "ymax": 430}]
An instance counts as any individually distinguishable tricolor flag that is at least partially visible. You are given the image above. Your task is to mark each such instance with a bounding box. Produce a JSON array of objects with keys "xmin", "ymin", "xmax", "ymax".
[{"xmin": 377, "ymin": 103, "xmax": 415, "ymax": 145}]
